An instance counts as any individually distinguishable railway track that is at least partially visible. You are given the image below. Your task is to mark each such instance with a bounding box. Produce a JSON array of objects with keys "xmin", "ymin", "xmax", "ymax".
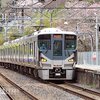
[
  {"xmin": 0, "ymin": 67, "xmax": 85, "ymax": 100},
  {"xmin": 49, "ymin": 82, "xmax": 100, "ymax": 100},
  {"xmin": 0, "ymin": 73, "xmax": 38, "ymax": 100},
  {"xmin": 1, "ymin": 67, "xmax": 100, "ymax": 100},
  {"xmin": 0, "ymin": 86, "xmax": 13, "ymax": 100},
  {"xmin": 65, "ymin": 82, "xmax": 100, "ymax": 97}
]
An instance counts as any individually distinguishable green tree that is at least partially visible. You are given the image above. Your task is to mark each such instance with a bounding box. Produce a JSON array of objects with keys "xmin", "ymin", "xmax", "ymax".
[
  {"xmin": 0, "ymin": 33, "xmax": 4, "ymax": 45},
  {"xmin": 24, "ymin": 27, "xmax": 34, "ymax": 35}
]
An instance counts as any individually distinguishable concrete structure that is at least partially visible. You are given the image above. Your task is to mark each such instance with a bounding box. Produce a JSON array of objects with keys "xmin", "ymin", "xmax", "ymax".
[
  {"xmin": 75, "ymin": 51, "xmax": 100, "ymax": 89},
  {"xmin": 75, "ymin": 68, "xmax": 100, "ymax": 89}
]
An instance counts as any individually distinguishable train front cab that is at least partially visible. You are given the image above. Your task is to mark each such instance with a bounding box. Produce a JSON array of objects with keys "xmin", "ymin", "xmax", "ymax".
[{"xmin": 38, "ymin": 33, "xmax": 77, "ymax": 80}]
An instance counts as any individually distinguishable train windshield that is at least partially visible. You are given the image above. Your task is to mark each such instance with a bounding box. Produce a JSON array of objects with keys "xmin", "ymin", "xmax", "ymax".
[
  {"xmin": 53, "ymin": 40, "xmax": 62, "ymax": 56},
  {"xmin": 65, "ymin": 35, "xmax": 76, "ymax": 50},
  {"xmin": 38, "ymin": 35, "xmax": 51, "ymax": 51}
]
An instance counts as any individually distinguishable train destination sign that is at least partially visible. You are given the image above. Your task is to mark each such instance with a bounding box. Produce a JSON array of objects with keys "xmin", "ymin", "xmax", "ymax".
[
  {"xmin": 53, "ymin": 34, "xmax": 62, "ymax": 38},
  {"xmin": 65, "ymin": 35, "xmax": 76, "ymax": 39}
]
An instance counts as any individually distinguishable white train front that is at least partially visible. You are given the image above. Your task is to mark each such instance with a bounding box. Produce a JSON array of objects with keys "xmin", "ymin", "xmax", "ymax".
[{"xmin": 0, "ymin": 28, "xmax": 77, "ymax": 80}]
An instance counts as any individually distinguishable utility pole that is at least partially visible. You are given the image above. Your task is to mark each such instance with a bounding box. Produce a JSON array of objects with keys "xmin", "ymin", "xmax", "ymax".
[
  {"xmin": 95, "ymin": 14, "xmax": 98, "ymax": 65},
  {"xmin": 21, "ymin": 8, "xmax": 24, "ymax": 34},
  {"xmin": 89, "ymin": 34, "xmax": 93, "ymax": 65},
  {"xmin": 0, "ymin": 0, "xmax": 1, "ymax": 10},
  {"xmin": 50, "ymin": 10, "xmax": 54, "ymax": 27},
  {"xmin": 0, "ymin": 0, "xmax": 2, "ymax": 31},
  {"xmin": 4, "ymin": 14, "xmax": 8, "ymax": 41},
  {"xmin": 9, "ymin": 5, "xmax": 29, "ymax": 34}
]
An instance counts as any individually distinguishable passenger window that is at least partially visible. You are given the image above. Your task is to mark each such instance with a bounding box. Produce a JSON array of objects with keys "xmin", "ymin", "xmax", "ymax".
[
  {"xmin": 23, "ymin": 44, "xmax": 25, "ymax": 55},
  {"xmin": 16, "ymin": 46, "xmax": 18, "ymax": 55},
  {"xmin": 29, "ymin": 43, "xmax": 33, "ymax": 55},
  {"xmin": 34, "ymin": 41, "xmax": 35, "ymax": 57},
  {"xmin": 24, "ymin": 44, "xmax": 29, "ymax": 55}
]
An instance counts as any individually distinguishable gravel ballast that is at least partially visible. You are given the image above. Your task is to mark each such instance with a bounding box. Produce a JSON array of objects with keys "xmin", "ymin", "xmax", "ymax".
[{"xmin": 0, "ymin": 67, "xmax": 84, "ymax": 100}]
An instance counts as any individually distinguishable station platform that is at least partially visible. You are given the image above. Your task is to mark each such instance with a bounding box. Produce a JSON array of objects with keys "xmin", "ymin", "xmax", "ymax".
[
  {"xmin": 74, "ymin": 64, "xmax": 100, "ymax": 89},
  {"xmin": 75, "ymin": 64, "xmax": 100, "ymax": 73}
]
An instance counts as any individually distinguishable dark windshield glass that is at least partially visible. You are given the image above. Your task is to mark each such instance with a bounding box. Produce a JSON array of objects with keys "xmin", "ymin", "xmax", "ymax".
[
  {"xmin": 65, "ymin": 35, "xmax": 76, "ymax": 50},
  {"xmin": 38, "ymin": 40, "xmax": 51, "ymax": 50},
  {"xmin": 53, "ymin": 40, "xmax": 62, "ymax": 56},
  {"xmin": 38, "ymin": 35, "xmax": 51, "ymax": 50}
]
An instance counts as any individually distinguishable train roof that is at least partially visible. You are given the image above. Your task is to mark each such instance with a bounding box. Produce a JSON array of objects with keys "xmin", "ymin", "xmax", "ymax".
[
  {"xmin": 36, "ymin": 28, "xmax": 76, "ymax": 35},
  {"xmin": 0, "ymin": 28, "xmax": 76, "ymax": 48}
]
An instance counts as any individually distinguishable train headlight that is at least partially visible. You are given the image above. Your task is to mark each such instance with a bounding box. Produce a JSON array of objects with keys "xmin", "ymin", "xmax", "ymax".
[
  {"xmin": 41, "ymin": 58, "xmax": 47, "ymax": 62},
  {"xmin": 68, "ymin": 59, "xmax": 74, "ymax": 62}
]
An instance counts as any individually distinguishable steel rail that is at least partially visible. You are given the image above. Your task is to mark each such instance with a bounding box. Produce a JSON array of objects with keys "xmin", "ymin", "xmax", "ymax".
[
  {"xmin": 0, "ymin": 86, "xmax": 13, "ymax": 100},
  {"xmin": 1, "ymin": 66, "xmax": 100, "ymax": 99},
  {"xmin": 0, "ymin": 73, "xmax": 38, "ymax": 100},
  {"xmin": 64, "ymin": 82, "xmax": 100, "ymax": 97},
  {"xmin": 49, "ymin": 82, "xmax": 100, "ymax": 100},
  {"xmin": 7, "ymin": 6, "xmax": 100, "ymax": 9}
]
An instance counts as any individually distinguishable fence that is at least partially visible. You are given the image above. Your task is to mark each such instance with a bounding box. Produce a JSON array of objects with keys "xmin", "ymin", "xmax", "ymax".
[{"xmin": 77, "ymin": 51, "xmax": 100, "ymax": 65}]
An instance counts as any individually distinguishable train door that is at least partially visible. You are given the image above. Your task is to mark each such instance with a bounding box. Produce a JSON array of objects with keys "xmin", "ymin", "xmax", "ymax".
[{"xmin": 52, "ymin": 34, "xmax": 63, "ymax": 67}]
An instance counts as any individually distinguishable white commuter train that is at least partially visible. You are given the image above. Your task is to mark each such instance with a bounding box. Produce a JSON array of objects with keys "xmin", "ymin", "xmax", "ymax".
[{"xmin": 0, "ymin": 28, "xmax": 77, "ymax": 80}]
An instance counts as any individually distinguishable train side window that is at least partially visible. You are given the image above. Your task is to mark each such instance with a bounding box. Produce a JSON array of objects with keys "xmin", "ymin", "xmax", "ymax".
[
  {"xmin": 9, "ymin": 48, "xmax": 10, "ymax": 56},
  {"xmin": 31, "ymin": 43, "xmax": 33, "ymax": 55},
  {"xmin": 12, "ymin": 46, "xmax": 14, "ymax": 56},
  {"xmin": 29, "ymin": 43, "xmax": 33, "ymax": 55},
  {"xmin": 19, "ymin": 45, "xmax": 20, "ymax": 57},
  {"xmin": 13, "ymin": 46, "xmax": 15, "ymax": 55},
  {"xmin": 24, "ymin": 44, "xmax": 26, "ymax": 55},
  {"xmin": 10, "ymin": 47, "xmax": 12, "ymax": 56},
  {"xmin": 6, "ymin": 48, "xmax": 8, "ymax": 57},
  {"xmin": 23, "ymin": 43, "xmax": 29, "ymax": 56},
  {"xmin": 14, "ymin": 46, "xmax": 17, "ymax": 56},
  {"xmin": 16, "ymin": 46, "xmax": 18, "ymax": 55},
  {"xmin": 5, "ymin": 48, "xmax": 6, "ymax": 56},
  {"xmin": 6, "ymin": 48, "xmax": 7, "ymax": 56},
  {"xmin": 22, "ymin": 44, "xmax": 24, "ymax": 55},
  {"xmin": 8, "ymin": 48, "xmax": 10, "ymax": 56},
  {"xmin": 23, "ymin": 44, "xmax": 25, "ymax": 56},
  {"xmin": 0, "ymin": 49, "xmax": 1, "ymax": 59},
  {"xmin": 12, "ymin": 47, "xmax": 14, "ymax": 56},
  {"xmin": 19, "ymin": 45, "xmax": 22, "ymax": 56},
  {"xmin": 25, "ymin": 43, "xmax": 29, "ymax": 55},
  {"xmin": 27, "ymin": 43, "xmax": 30, "ymax": 55},
  {"xmin": 21, "ymin": 44, "xmax": 23, "ymax": 56},
  {"xmin": 34, "ymin": 41, "xmax": 35, "ymax": 57},
  {"xmin": 8, "ymin": 48, "xmax": 9, "ymax": 56}
]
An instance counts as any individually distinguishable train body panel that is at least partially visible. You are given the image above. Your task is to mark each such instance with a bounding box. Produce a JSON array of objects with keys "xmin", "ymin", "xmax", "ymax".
[{"xmin": 0, "ymin": 28, "xmax": 77, "ymax": 80}]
